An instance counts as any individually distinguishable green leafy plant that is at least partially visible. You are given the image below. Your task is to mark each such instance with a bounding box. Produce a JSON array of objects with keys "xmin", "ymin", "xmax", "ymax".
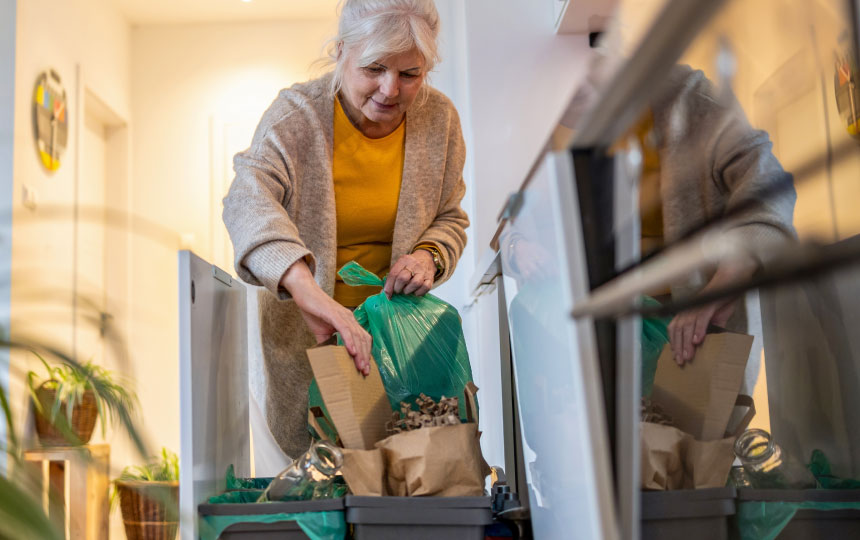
[
  {"xmin": 1, "ymin": 338, "xmax": 149, "ymax": 540},
  {"xmin": 1, "ymin": 205, "xmax": 177, "ymax": 538},
  {"xmin": 113, "ymin": 448, "xmax": 180, "ymax": 534},
  {"xmin": 26, "ymin": 353, "xmax": 138, "ymax": 440},
  {"xmin": 117, "ymin": 447, "xmax": 180, "ymax": 483}
]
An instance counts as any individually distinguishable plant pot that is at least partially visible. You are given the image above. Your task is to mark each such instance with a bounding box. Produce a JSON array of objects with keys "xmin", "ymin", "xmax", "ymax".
[
  {"xmin": 116, "ymin": 481, "xmax": 179, "ymax": 540},
  {"xmin": 33, "ymin": 385, "xmax": 98, "ymax": 446}
]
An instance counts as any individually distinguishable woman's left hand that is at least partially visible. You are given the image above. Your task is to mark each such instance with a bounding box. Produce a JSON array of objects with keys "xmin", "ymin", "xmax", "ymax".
[
  {"xmin": 668, "ymin": 257, "xmax": 758, "ymax": 365},
  {"xmin": 384, "ymin": 251, "xmax": 436, "ymax": 298}
]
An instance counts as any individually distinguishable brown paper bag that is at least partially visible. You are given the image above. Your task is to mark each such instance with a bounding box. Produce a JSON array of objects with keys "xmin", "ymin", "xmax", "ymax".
[
  {"xmin": 641, "ymin": 420, "xmax": 748, "ymax": 490},
  {"xmin": 651, "ymin": 332, "xmax": 753, "ymax": 441},
  {"xmin": 340, "ymin": 424, "xmax": 489, "ymax": 496},
  {"xmin": 641, "ymin": 422, "xmax": 686, "ymax": 490},
  {"xmin": 377, "ymin": 423, "xmax": 487, "ymax": 497},
  {"xmin": 683, "ymin": 436, "xmax": 736, "ymax": 489},
  {"xmin": 340, "ymin": 448, "xmax": 386, "ymax": 496}
]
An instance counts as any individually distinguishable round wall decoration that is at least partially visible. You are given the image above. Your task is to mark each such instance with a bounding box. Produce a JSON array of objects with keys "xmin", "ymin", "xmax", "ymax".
[
  {"xmin": 834, "ymin": 33, "xmax": 860, "ymax": 143},
  {"xmin": 32, "ymin": 69, "xmax": 68, "ymax": 172}
]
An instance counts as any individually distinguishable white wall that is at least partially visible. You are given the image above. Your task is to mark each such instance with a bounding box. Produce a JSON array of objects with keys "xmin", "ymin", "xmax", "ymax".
[
  {"xmin": 463, "ymin": 2, "xmax": 590, "ymax": 250},
  {"xmin": 128, "ymin": 15, "xmax": 336, "ymax": 473},
  {"xmin": 0, "ymin": 0, "xmax": 16, "ymax": 473},
  {"xmin": 438, "ymin": 0, "xmax": 592, "ymax": 475},
  {"xmin": 9, "ymin": 2, "xmax": 132, "ymax": 536},
  {"xmin": 428, "ymin": 0, "xmax": 474, "ymax": 314},
  {"xmin": 10, "ymin": 0, "xmax": 131, "ymax": 442}
]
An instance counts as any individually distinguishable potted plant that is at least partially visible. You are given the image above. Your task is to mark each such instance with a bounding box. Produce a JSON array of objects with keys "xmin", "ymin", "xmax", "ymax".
[
  {"xmin": 114, "ymin": 448, "xmax": 180, "ymax": 540},
  {"xmin": 27, "ymin": 356, "xmax": 137, "ymax": 446}
]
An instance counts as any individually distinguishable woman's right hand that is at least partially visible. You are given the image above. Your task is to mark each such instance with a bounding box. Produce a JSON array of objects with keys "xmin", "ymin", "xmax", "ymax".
[{"xmin": 280, "ymin": 259, "xmax": 372, "ymax": 375}]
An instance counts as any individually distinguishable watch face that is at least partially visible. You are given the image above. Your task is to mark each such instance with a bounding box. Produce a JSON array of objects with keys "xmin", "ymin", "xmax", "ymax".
[{"xmin": 32, "ymin": 69, "xmax": 68, "ymax": 172}]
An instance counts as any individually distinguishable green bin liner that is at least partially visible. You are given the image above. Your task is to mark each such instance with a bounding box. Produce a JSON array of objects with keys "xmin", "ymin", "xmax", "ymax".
[
  {"xmin": 199, "ymin": 510, "xmax": 346, "ymax": 540},
  {"xmin": 736, "ymin": 450, "xmax": 860, "ymax": 540},
  {"xmin": 225, "ymin": 464, "xmax": 272, "ymax": 490},
  {"xmin": 309, "ymin": 261, "xmax": 474, "ymax": 441},
  {"xmin": 641, "ymin": 296, "xmax": 671, "ymax": 397},
  {"xmin": 201, "ymin": 466, "xmax": 346, "ymax": 540}
]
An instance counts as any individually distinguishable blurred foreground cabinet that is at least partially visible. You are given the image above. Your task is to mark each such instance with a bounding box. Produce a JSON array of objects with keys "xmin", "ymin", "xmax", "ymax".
[
  {"xmin": 24, "ymin": 444, "xmax": 110, "ymax": 540},
  {"xmin": 473, "ymin": 0, "xmax": 860, "ymax": 538}
]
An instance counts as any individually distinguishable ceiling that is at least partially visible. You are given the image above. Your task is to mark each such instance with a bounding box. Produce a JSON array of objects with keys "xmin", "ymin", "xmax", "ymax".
[{"xmin": 115, "ymin": 0, "xmax": 340, "ymax": 25}]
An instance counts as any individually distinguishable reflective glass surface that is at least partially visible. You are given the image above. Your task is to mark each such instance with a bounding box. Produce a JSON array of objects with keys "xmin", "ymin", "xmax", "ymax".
[{"xmin": 500, "ymin": 154, "xmax": 614, "ymax": 540}]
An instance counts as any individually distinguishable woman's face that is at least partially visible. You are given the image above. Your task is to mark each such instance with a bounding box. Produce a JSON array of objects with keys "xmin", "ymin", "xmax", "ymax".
[{"xmin": 340, "ymin": 47, "xmax": 426, "ymax": 136}]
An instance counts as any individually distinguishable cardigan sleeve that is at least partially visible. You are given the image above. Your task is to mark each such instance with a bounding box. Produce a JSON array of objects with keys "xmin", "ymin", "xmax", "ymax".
[
  {"xmin": 657, "ymin": 66, "xmax": 797, "ymax": 265},
  {"xmin": 222, "ymin": 104, "xmax": 316, "ymax": 298},
  {"xmin": 710, "ymin": 106, "xmax": 798, "ymax": 260},
  {"xmin": 412, "ymin": 104, "xmax": 470, "ymax": 286}
]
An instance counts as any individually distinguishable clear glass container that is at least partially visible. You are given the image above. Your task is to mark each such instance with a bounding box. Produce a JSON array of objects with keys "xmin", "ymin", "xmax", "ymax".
[
  {"xmin": 258, "ymin": 440, "xmax": 344, "ymax": 502},
  {"xmin": 728, "ymin": 465, "xmax": 752, "ymax": 488},
  {"xmin": 734, "ymin": 429, "xmax": 817, "ymax": 489}
]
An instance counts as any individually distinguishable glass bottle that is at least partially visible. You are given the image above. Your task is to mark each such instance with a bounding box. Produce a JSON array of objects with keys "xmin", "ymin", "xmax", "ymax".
[
  {"xmin": 734, "ymin": 429, "xmax": 816, "ymax": 489},
  {"xmin": 258, "ymin": 440, "xmax": 344, "ymax": 502}
]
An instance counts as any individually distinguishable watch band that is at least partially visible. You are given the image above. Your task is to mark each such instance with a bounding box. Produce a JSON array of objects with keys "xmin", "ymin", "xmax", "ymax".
[{"xmin": 416, "ymin": 245, "xmax": 444, "ymax": 279}]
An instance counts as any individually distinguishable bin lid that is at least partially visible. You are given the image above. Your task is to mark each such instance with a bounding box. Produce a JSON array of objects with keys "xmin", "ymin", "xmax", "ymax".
[
  {"xmin": 737, "ymin": 489, "xmax": 860, "ymax": 503},
  {"xmin": 199, "ymin": 497, "xmax": 344, "ymax": 516},
  {"xmin": 641, "ymin": 487, "xmax": 736, "ymax": 503},
  {"xmin": 641, "ymin": 488, "xmax": 736, "ymax": 520},
  {"xmin": 345, "ymin": 495, "xmax": 491, "ymax": 509}
]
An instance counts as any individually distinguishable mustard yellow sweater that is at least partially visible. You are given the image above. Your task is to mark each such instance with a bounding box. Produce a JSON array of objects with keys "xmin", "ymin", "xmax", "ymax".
[{"xmin": 332, "ymin": 97, "xmax": 405, "ymax": 307}]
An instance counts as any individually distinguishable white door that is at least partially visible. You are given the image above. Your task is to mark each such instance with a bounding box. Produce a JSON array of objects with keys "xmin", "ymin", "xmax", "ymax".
[{"xmin": 75, "ymin": 104, "xmax": 108, "ymax": 363}]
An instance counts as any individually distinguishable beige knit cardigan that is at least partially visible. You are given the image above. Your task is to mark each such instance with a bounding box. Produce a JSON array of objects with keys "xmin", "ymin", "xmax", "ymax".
[{"xmin": 222, "ymin": 73, "xmax": 469, "ymax": 457}]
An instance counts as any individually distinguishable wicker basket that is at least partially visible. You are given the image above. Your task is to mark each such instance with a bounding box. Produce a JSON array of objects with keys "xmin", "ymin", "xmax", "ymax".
[
  {"xmin": 33, "ymin": 384, "xmax": 98, "ymax": 446},
  {"xmin": 116, "ymin": 481, "xmax": 179, "ymax": 540}
]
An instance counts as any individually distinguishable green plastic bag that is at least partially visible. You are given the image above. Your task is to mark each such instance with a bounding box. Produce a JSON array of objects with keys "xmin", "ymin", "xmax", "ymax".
[
  {"xmin": 641, "ymin": 296, "xmax": 671, "ymax": 397},
  {"xmin": 735, "ymin": 450, "xmax": 860, "ymax": 540},
  {"xmin": 736, "ymin": 500, "xmax": 860, "ymax": 540},
  {"xmin": 199, "ymin": 511, "xmax": 346, "ymax": 540},
  {"xmin": 201, "ymin": 466, "xmax": 347, "ymax": 540},
  {"xmin": 225, "ymin": 464, "xmax": 272, "ymax": 490},
  {"xmin": 309, "ymin": 262, "xmax": 474, "ymax": 440}
]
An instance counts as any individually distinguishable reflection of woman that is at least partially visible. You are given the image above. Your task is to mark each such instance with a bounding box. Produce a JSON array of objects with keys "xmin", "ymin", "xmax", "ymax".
[
  {"xmin": 222, "ymin": 0, "xmax": 468, "ymax": 457},
  {"xmin": 562, "ymin": 63, "xmax": 796, "ymax": 393},
  {"xmin": 642, "ymin": 65, "xmax": 796, "ymax": 391}
]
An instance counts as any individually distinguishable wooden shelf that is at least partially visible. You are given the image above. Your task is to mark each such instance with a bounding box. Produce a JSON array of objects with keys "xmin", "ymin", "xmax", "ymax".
[{"xmin": 24, "ymin": 444, "xmax": 110, "ymax": 540}]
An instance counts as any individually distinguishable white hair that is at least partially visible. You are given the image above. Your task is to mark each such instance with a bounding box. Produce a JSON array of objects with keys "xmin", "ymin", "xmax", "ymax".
[{"xmin": 325, "ymin": 0, "xmax": 441, "ymax": 95}]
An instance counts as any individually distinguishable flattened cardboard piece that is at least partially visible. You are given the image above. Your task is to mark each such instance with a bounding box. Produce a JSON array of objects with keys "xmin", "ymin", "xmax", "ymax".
[
  {"xmin": 651, "ymin": 332, "xmax": 753, "ymax": 441},
  {"xmin": 463, "ymin": 381, "xmax": 479, "ymax": 424},
  {"xmin": 308, "ymin": 407, "xmax": 343, "ymax": 447},
  {"xmin": 306, "ymin": 345, "xmax": 391, "ymax": 449}
]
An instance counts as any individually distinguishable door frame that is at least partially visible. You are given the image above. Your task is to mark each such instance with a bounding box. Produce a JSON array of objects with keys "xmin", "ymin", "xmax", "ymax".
[{"xmin": 0, "ymin": 0, "xmax": 17, "ymax": 474}]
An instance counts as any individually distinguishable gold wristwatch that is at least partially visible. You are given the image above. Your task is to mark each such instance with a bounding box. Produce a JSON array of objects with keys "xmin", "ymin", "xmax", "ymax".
[{"xmin": 418, "ymin": 246, "xmax": 444, "ymax": 279}]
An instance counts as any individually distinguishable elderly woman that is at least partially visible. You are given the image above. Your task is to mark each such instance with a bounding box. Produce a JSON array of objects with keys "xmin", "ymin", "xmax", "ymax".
[{"xmin": 222, "ymin": 0, "xmax": 468, "ymax": 457}]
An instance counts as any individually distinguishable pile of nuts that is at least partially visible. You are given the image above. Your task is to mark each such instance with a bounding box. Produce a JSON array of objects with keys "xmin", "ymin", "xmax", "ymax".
[{"xmin": 386, "ymin": 393, "xmax": 461, "ymax": 434}]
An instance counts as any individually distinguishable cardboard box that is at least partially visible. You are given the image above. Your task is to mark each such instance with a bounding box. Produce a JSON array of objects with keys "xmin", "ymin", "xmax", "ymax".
[
  {"xmin": 307, "ymin": 345, "xmax": 488, "ymax": 496},
  {"xmin": 651, "ymin": 331, "xmax": 753, "ymax": 441},
  {"xmin": 306, "ymin": 345, "xmax": 392, "ymax": 450},
  {"xmin": 643, "ymin": 330, "xmax": 757, "ymax": 490}
]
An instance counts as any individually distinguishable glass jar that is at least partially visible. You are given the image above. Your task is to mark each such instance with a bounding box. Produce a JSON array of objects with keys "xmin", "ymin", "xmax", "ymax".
[
  {"xmin": 728, "ymin": 465, "xmax": 752, "ymax": 488},
  {"xmin": 734, "ymin": 429, "xmax": 816, "ymax": 489},
  {"xmin": 258, "ymin": 440, "xmax": 344, "ymax": 502}
]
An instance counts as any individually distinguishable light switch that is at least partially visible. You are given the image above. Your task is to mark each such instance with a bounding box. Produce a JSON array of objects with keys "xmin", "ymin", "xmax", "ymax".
[{"xmin": 22, "ymin": 184, "xmax": 38, "ymax": 210}]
